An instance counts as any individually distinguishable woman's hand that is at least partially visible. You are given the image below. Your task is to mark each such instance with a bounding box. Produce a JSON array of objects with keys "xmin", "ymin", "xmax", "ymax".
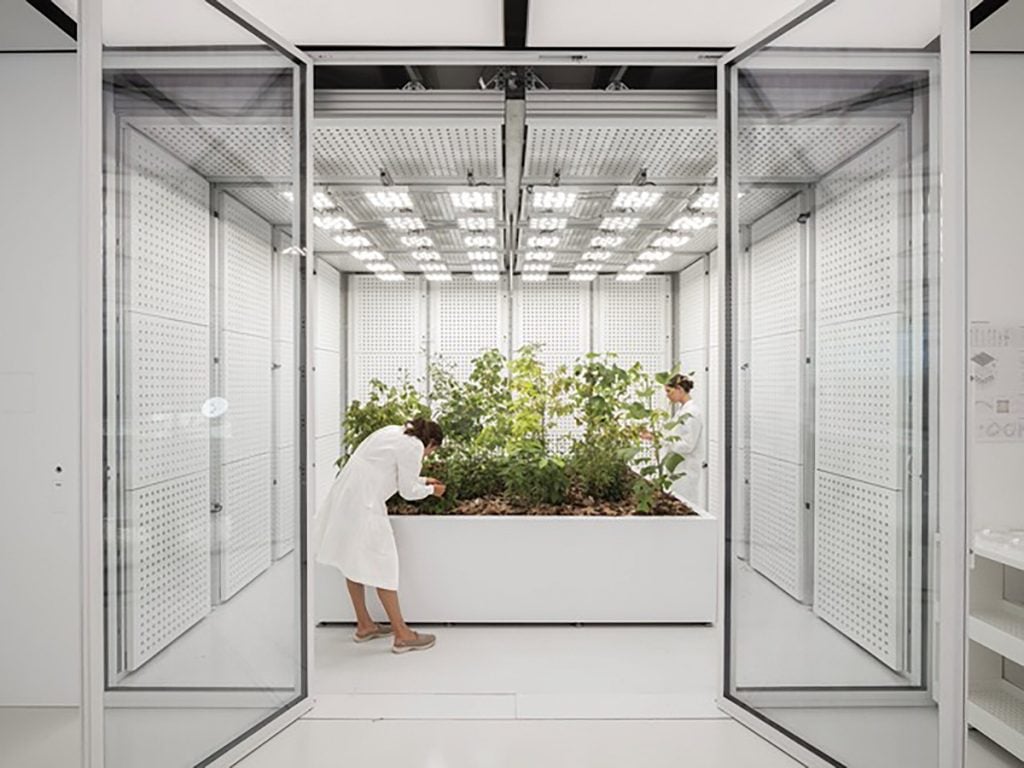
[
  {"xmin": 639, "ymin": 430, "xmax": 654, "ymax": 442},
  {"xmin": 423, "ymin": 477, "xmax": 442, "ymax": 485},
  {"xmin": 431, "ymin": 482, "xmax": 447, "ymax": 497}
]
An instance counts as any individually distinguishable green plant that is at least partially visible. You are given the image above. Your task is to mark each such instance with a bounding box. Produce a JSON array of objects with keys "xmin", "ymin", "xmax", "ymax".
[
  {"xmin": 623, "ymin": 369, "xmax": 689, "ymax": 514},
  {"xmin": 340, "ymin": 375, "xmax": 429, "ymax": 462},
  {"xmin": 504, "ymin": 439, "xmax": 568, "ymax": 506},
  {"xmin": 566, "ymin": 440, "xmax": 633, "ymax": 502},
  {"xmin": 421, "ymin": 442, "xmax": 507, "ymax": 513},
  {"xmin": 428, "ymin": 349, "xmax": 511, "ymax": 450}
]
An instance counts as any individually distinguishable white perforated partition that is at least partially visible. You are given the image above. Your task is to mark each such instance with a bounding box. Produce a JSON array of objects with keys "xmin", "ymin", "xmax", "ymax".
[
  {"xmin": 747, "ymin": 198, "xmax": 810, "ymax": 601},
  {"xmin": 707, "ymin": 250, "xmax": 722, "ymax": 520},
  {"xmin": 348, "ymin": 275, "xmax": 427, "ymax": 403},
  {"xmin": 123, "ymin": 130, "xmax": 212, "ymax": 670},
  {"xmin": 594, "ymin": 275, "xmax": 672, "ymax": 375},
  {"xmin": 316, "ymin": 262, "xmax": 343, "ymax": 510},
  {"xmin": 431, "ymin": 275, "xmax": 508, "ymax": 380},
  {"xmin": 217, "ymin": 195, "xmax": 274, "ymax": 601},
  {"xmin": 676, "ymin": 259, "xmax": 709, "ymax": 510},
  {"xmin": 272, "ymin": 244, "xmax": 297, "ymax": 559},
  {"xmin": 813, "ymin": 131, "xmax": 906, "ymax": 670}
]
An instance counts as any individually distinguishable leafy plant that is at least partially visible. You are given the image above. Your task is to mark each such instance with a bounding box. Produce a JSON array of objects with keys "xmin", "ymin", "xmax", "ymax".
[
  {"xmin": 623, "ymin": 369, "xmax": 689, "ymax": 514},
  {"xmin": 340, "ymin": 375, "xmax": 429, "ymax": 461},
  {"xmin": 504, "ymin": 439, "xmax": 569, "ymax": 506}
]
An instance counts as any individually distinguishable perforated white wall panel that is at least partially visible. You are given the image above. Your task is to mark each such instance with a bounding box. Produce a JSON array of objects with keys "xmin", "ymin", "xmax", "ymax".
[
  {"xmin": 218, "ymin": 196, "xmax": 274, "ymax": 597},
  {"xmin": 814, "ymin": 131, "xmax": 906, "ymax": 670},
  {"xmin": 126, "ymin": 473, "xmax": 210, "ymax": 669},
  {"xmin": 431, "ymin": 275, "xmax": 507, "ymax": 381},
  {"xmin": 316, "ymin": 263, "xmax": 342, "ymax": 353},
  {"xmin": 677, "ymin": 259, "xmax": 706, "ymax": 354},
  {"xmin": 273, "ymin": 248, "xmax": 297, "ymax": 559},
  {"xmin": 595, "ymin": 275, "xmax": 672, "ymax": 375},
  {"xmin": 316, "ymin": 349, "xmax": 342, "ymax": 438},
  {"xmin": 349, "ymin": 275, "xmax": 426, "ymax": 403},
  {"xmin": 707, "ymin": 440, "xmax": 721, "ymax": 519},
  {"xmin": 315, "ymin": 435, "xmax": 341, "ymax": 510},
  {"xmin": 123, "ymin": 130, "xmax": 212, "ymax": 670},
  {"xmin": 136, "ymin": 123, "xmax": 293, "ymax": 180},
  {"xmin": 749, "ymin": 453, "xmax": 807, "ymax": 599},
  {"xmin": 273, "ymin": 445, "xmax": 296, "ymax": 558},
  {"xmin": 814, "ymin": 473, "xmax": 903, "ymax": 669},
  {"xmin": 747, "ymin": 209, "xmax": 807, "ymax": 600},
  {"xmin": 220, "ymin": 454, "xmax": 273, "ymax": 599},
  {"xmin": 736, "ymin": 122, "xmax": 895, "ymax": 179}
]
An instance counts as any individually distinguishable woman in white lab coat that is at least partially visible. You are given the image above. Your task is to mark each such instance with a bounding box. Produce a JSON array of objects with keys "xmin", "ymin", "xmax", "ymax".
[
  {"xmin": 662, "ymin": 373, "xmax": 706, "ymax": 508},
  {"xmin": 315, "ymin": 418, "xmax": 446, "ymax": 653}
]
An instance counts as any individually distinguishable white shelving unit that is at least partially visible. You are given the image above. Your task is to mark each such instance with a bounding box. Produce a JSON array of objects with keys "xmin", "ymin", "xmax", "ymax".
[{"xmin": 970, "ymin": 533, "xmax": 1024, "ymax": 762}]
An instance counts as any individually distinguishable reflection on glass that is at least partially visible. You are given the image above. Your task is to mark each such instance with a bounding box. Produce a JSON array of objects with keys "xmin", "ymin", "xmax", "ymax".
[
  {"xmin": 101, "ymin": 3, "xmax": 305, "ymax": 766},
  {"xmin": 723, "ymin": 3, "xmax": 942, "ymax": 766}
]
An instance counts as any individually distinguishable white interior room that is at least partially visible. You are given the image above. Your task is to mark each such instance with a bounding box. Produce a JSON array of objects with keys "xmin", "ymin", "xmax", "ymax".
[{"xmin": 2, "ymin": 0, "xmax": 1023, "ymax": 767}]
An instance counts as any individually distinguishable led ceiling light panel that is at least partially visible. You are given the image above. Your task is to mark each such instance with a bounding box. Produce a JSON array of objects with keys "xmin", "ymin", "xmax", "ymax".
[
  {"xmin": 473, "ymin": 272, "xmax": 501, "ymax": 282},
  {"xmin": 583, "ymin": 251, "xmax": 612, "ymax": 261},
  {"xmin": 377, "ymin": 273, "xmax": 406, "ymax": 282},
  {"xmin": 523, "ymin": 263, "xmax": 550, "ymax": 272},
  {"xmin": 385, "ymin": 216, "xmax": 425, "ymax": 231},
  {"xmin": 412, "ymin": 250, "xmax": 441, "ymax": 261},
  {"xmin": 366, "ymin": 261, "xmax": 397, "ymax": 272},
  {"xmin": 531, "ymin": 187, "xmax": 578, "ymax": 211},
  {"xmin": 426, "ymin": 272, "xmax": 453, "ymax": 282},
  {"xmin": 401, "ymin": 235, "xmax": 434, "ymax": 248},
  {"xmin": 333, "ymin": 234, "xmax": 372, "ymax": 248},
  {"xmin": 670, "ymin": 215, "xmax": 715, "ymax": 232},
  {"xmin": 627, "ymin": 262, "xmax": 656, "ymax": 272},
  {"xmin": 450, "ymin": 189, "xmax": 496, "ymax": 211},
  {"xmin": 575, "ymin": 262, "xmax": 603, "ymax": 272},
  {"xmin": 314, "ymin": 214, "xmax": 355, "ymax": 231},
  {"xmin": 523, "ymin": 272, "xmax": 549, "ymax": 282},
  {"xmin": 599, "ymin": 217, "xmax": 641, "ymax": 231},
  {"xmin": 313, "ymin": 191, "xmax": 336, "ymax": 211},
  {"xmin": 366, "ymin": 188, "xmax": 413, "ymax": 211},
  {"xmin": 591, "ymin": 235, "xmax": 624, "ymax": 248},
  {"xmin": 616, "ymin": 272, "xmax": 645, "ymax": 282},
  {"xmin": 465, "ymin": 234, "xmax": 498, "ymax": 248},
  {"xmin": 458, "ymin": 216, "xmax": 495, "ymax": 231},
  {"xmin": 524, "ymin": 251, "xmax": 555, "ymax": 262},
  {"xmin": 352, "ymin": 250, "xmax": 384, "ymax": 261},
  {"xmin": 613, "ymin": 186, "xmax": 663, "ymax": 211},
  {"xmin": 652, "ymin": 234, "xmax": 691, "ymax": 249},
  {"xmin": 419, "ymin": 262, "xmax": 449, "ymax": 273},
  {"xmin": 639, "ymin": 250, "xmax": 671, "ymax": 262},
  {"xmin": 527, "ymin": 235, "xmax": 561, "ymax": 249},
  {"xmin": 472, "ymin": 263, "xmax": 500, "ymax": 272},
  {"xmin": 468, "ymin": 251, "xmax": 499, "ymax": 261},
  {"xmin": 529, "ymin": 217, "xmax": 568, "ymax": 231},
  {"xmin": 570, "ymin": 271, "xmax": 598, "ymax": 281},
  {"xmin": 692, "ymin": 191, "xmax": 745, "ymax": 211}
]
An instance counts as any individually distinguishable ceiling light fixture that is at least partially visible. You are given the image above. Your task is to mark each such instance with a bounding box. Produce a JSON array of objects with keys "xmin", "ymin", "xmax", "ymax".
[
  {"xmin": 366, "ymin": 261, "xmax": 397, "ymax": 272},
  {"xmin": 473, "ymin": 272, "xmax": 501, "ymax": 283},
  {"xmin": 531, "ymin": 187, "xmax": 577, "ymax": 211},
  {"xmin": 314, "ymin": 214, "xmax": 355, "ymax": 232},
  {"xmin": 449, "ymin": 189, "xmax": 495, "ymax": 211},
  {"xmin": 366, "ymin": 188, "xmax": 413, "ymax": 211},
  {"xmin": 467, "ymin": 251, "xmax": 499, "ymax": 261},
  {"xmin": 523, "ymin": 272, "xmax": 550, "ymax": 282},
  {"xmin": 412, "ymin": 250, "xmax": 440, "ymax": 261},
  {"xmin": 523, "ymin": 263, "xmax": 550, "ymax": 272},
  {"xmin": 524, "ymin": 251, "xmax": 555, "ymax": 262},
  {"xmin": 569, "ymin": 272, "xmax": 597, "ymax": 282},
  {"xmin": 384, "ymin": 216, "xmax": 425, "ymax": 231},
  {"xmin": 669, "ymin": 215, "xmax": 714, "ymax": 232},
  {"xmin": 599, "ymin": 216, "xmax": 640, "ymax": 231},
  {"xmin": 400, "ymin": 235, "xmax": 433, "ymax": 248},
  {"xmin": 529, "ymin": 217, "xmax": 568, "ymax": 231},
  {"xmin": 627, "ymin": 262, "xmax": 656, "ymax": 272},
  {"xmin": 333, "ymin": 234, "xmax": 372, "ymax": 248},
  {"xmin": 458, "ymin": 217, "xmax": 495, "ymax": 231},
  {"xmin": 351, "ymin": 250, "xmax": 384, "ymax": 261},
  {"xmin": 590, "ymin": 235, "xmax": 624, "ymax": 248},
  {"xmin": 376, "ymin": 272, "xmax": 406, "ymax": 282},
  {"xmin": 616, "ymin": 272, "xmax": 645, "ymax": 282},
  {"xmin": 527, "ymin": 235, "xmax": 561, "ymax": 249},
  {"xmin": 575, "ymin": 262, "xmax": 603, "ymax": 272},
  {"xmin": 419, "ymin": 262, "xmax": 448, "ymax": 273},
  {"xmin": 425, "ymin": 272, "xmax": 453, "ymax": 282},
  {"xmin": 465, "ymin": 234, "xmax": 498, "ymax": 248},
  {"xmin": 638, "ymin": 250, "xmax": 671, "ymax": 262},
  {"xmin": 612, "ymin": 186, "xmax": 662, "ymax": 211},
  {"xmin": 652, "ymin": 235, "xmax": 691, "ymax": 250},
  {"xmin": 582, "ymin": 251, "xmax": 612, "ymax": 261}
]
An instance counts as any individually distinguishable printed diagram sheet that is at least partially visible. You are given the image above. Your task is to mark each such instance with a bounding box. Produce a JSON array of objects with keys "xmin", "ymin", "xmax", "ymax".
[{"xmin": 971, "ymin": 323, "xmax": 1024, "ymax": 442}]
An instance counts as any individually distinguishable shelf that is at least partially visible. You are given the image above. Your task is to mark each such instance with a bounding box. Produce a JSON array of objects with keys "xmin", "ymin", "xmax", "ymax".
[
  {"xmin": 969, "ymin": 681, "xmax": 1024, "ymax": 763},
  {"xmin": 971, "ymin": 603, "xmax": 1024, "ymax": 668},
  {"xmin": 974, "ymin": 534, "xmax": 1024, "ymax": 571}
]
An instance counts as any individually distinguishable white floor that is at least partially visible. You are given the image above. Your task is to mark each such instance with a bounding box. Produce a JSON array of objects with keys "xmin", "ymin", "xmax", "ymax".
[
  {"xmin": 732, "ymin": 559, "xmax": 909, "ymax": 687},
  {"xmin": 119, "ymin": 554, "xmax": 299, "ymax": 689}
]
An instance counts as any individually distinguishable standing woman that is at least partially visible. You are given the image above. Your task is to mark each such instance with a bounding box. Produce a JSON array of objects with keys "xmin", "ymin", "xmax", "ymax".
[
  {"xmin": 315, "ymin": 418, "xmax": 446, "ymax": 653},
  {"xmin": 663, "ymin": 373, "xmax": 706, "ymax": 508}
]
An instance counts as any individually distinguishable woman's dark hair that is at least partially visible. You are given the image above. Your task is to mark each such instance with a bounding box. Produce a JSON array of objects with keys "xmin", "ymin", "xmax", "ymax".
[
  {"xmin": 404, "ymin": 417, "xmax": 444, "ymax": 448},
  {"xmin": 666, "ymin": 373, "xmax": 695, "ymax": 393}
]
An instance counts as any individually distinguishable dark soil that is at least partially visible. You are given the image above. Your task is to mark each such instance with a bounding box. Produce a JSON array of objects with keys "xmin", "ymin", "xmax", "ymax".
[{"xmin": 390, "ymin": 488, "xmax": 695, "ymax": 517}]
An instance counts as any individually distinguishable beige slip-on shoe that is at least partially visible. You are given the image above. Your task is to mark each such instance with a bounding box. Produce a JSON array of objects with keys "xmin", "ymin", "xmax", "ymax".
[
  {"xmin": 353, "ymin": 625, "xmax": 393, "ymax": 643},
  {"xmin": 392, "ymin": 632, "xmax": 436, "ymax": 654}
]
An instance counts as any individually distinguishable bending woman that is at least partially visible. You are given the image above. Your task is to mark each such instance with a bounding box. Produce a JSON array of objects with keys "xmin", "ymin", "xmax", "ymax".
[
  {"xmin": 662, "ymin": 373, "xmax": 706, "ymax": 508},
  {"xmin": 315, "ymin": 418, "xmax": 446, "ymax": 653}
]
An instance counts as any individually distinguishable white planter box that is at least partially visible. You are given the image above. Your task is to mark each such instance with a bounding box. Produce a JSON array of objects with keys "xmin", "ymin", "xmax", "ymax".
[{"xmin": 315, "ymin": 509, "xmax": 718, "ymax": 624}]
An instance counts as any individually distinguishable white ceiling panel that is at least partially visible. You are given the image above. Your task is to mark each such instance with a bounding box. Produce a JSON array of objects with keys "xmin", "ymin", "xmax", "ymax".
[{"xmin": 0, "ymin": 0, "xmax": 74, "ymax": 51}]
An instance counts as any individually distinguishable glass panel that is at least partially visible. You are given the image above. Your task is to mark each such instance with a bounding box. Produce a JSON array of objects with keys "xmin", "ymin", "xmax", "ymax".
[
  {"xmin": 967, "ymin": 2, "xmax": 1024, "ymax": 766},
  {"xmin": 100, "ymin": 2, "xmax": 307, "ymax": 766},
  {"xmin": 722, "ymin": 2, "xmax": 944, "ymax": 765}
]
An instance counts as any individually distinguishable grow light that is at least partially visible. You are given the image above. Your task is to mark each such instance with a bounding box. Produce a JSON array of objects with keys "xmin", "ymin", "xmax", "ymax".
[
  {"xmin": 449, "ymin": 189, "xmax": 495, "ymax": 211},
  {"xmin": 531, "ymin": 187, "xmax": 577, "ymax": 211},
  {"xmin": 351, "ymin": 250, "xmax": 384, "ymax": 262},
  {"xmin": 281, "ymin": 189, "xmax": 336, "ymax": 212},
  {"xmin": 523, "ymin": 263, "xmax": 550, "ymax": 272},
  {"xmin": 458, "ymin": 217, "xmax": 495, "ymax": 231},
  {"xmin": 401, "ymin": 234, "xmax": 434, "ymax": 248},
  {"xmin": 613, "ymin": 186, "xmax": 662, "ymax": 211},
  {"xmin": 669, "ymin": 215, "xmax": 714, "ymax": 232},
  {"xmin": 366, "ymin": 261, "xmax": 397, "ymax": 272},
  {"xmin": 651, "ymin": 234, "xmax": 691, "ymax": 250},
  {"xmin": 472, "ymin": 263, "xmax": 500, "ymax": 272},
  {"xmin": 366, "ymin": 188, "xmax": 413, "ymax": 210},
  {"xmin": 529, "ymin": 217, "xmax": 568, "ymax": 231},
  {"xmin": 524, "ymin": 251, "xmax": 555, "ymax": 262},
  {"xmin": 464, "ymin": 234, "xmax": 498, "ymax": 248},
  {"xmin": 616, "ymin": 272, "xmax": 645, "ymax": 282},
  {"xmin": 638, "ymin": 250, "xmax": 671, "ymax": 262},
  {"xmin": 412, "ymin": 250, "xmax": 440, "ymax": 261},
  {"xmin": 590, "ymin": 235, "xmax": 624, "ymax": 248},
  {"xmin": 472, "ymin": 272, "xmax": 501, "ymax": 282},
  {"xmin": 419, "ymin": 262, "xmax": 449, "ymax": 273},
  {"xmin": 314, "ymin": 214, "xmax": 355, "ymax": 232},
  {"xmin": 467, "ymin": 251, "xmax": 499, "ymax": 261},
  {"xmin": 569, "ymin": 271, "xmax": 597, "ymax": 282},
  {"xmin": 574, "ymin": 262, "xmax": 603, "ymax": 272},
  {"xmin": 692, "ymin": 191, "xmax": 744, "ymax": 211},
  {"xmin": 333, "ymin": 233, "xmax": 372, "ymax": 249},
  {"xmin": 527, "ymin": 235, "xmax": 560, "ymax": 249},
  {"xmin": 599, "ymin": 216, "xmax": 640, "ymax": 231},
  {"xmin": 384, "ymin": 216, "xmax": 425, "ymax": 231},
  {"xmin": 425, "ymin": 272, "xmax": 453, "ymax": 282},
  {"xmin": 627, "ymin": 262, "xmax": 656, "ymax": 272},
  {"xmin": 582, "ymin": 251, "xmax": 612, "ymax": 261},
  {"xmin": 376, "ymin": 272, "xmax": 406, "ymax": 282},
  {"xmin": 522, "ymin": 272, "xmax": 549, "ymax": 282}
]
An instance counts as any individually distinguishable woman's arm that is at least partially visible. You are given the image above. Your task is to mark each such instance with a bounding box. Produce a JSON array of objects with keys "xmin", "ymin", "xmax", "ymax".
[
  {"xmin": 666, "ymin": 414, "xmax": 702, "ymax": 455},
  {"xmin": 397, "ymin": 443, "xmax": 436, "ymax": 501}
]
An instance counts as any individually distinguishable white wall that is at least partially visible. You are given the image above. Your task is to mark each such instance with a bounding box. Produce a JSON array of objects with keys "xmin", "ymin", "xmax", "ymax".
[
  {"xmin": 968, "ymin": 54, "xmax": 1024, "ymax": 533},
  {"xmin": 0, "ymin": 53, "xmax": 80, "ymax": 705}
]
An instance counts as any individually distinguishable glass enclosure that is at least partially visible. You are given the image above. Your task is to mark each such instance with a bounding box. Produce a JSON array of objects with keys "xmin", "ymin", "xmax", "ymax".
[
  {"xmin": 100, "ymin": 2, "xmax": 309, "ymax": 766},
  {"xmin": 721, "ymin": 1, "xmax": 947, "ymax": 765}
]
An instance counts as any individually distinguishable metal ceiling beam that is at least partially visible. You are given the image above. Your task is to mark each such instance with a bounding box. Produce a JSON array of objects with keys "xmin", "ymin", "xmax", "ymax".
[
  {"xmin": 504, "ymin": 0, "xmax": 529, "ymax": 50},
  {"xmin": 504, "ymin": 97, "xmax": 526, "ymax": 274}
]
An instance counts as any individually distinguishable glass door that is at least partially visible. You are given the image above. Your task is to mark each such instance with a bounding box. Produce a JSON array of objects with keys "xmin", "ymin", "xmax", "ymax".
[
  {"xmin": 81, "ymin": 0, "xmax": 313, "ymax": 765},
  {"xmin": 717, "ymin": 1, "xmax": 966, "ymax": 766}
]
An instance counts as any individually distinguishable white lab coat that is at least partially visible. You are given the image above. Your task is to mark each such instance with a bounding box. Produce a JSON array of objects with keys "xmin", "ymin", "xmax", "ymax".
[
  {"xmin": 666, "ymin": 399, "xmax": 706, "ymax": 509},
  {"xmin": 314, "ymin": 425, "xmax": 433, "ymax": 590}
]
